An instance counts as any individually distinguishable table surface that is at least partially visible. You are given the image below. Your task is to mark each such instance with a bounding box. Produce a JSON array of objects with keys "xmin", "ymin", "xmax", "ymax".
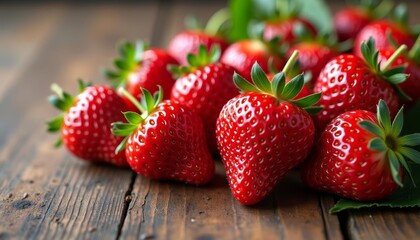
[{"xmin": 1, "ymin": 1, "xmax": 420, "ymax": 240}]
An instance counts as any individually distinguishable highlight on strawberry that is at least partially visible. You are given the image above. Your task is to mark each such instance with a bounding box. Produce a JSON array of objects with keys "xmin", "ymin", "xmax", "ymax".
[
  {"xmin": 112, "ymin": 87, "xmax": 214, "ymax": 185},
  {"xmin": 47, "ymin": 80, "xmax": 129, "ymax": 167},
  {"xmin": 216, "ymin": 51, "xmax": 322, "ymax": 205},
  {"xmin": 301, "ymin": 99, "xmax": 420, "ymax": 201}
]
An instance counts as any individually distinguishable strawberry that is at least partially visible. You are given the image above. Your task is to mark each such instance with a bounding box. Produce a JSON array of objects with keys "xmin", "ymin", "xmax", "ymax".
[
  {"xmin": 262, "ymin": 1, "xmax": 316, "ymax": 44},
  {"xmin": 47, "ymin": 81, "xmax": 128, "ymax": 166},
  {"xmin": 170, "ymin": 45, "xmax": 238, "ymax": 154},
  {"xmin": 313, "ymin": 38, "xmax": 409, "ymax": 131},
  {"xmin": 377, "ymin": 40, "xmax": 420, "ymax": 103},
  {"xmin": 112, "ymin": 88, "xmax": 214, "ymax": 185},
  {"xmin": 216, "ymin": 53, "xmax": 322, "ymax": 205},
  {"xmin": 104, "ymin": 41, "xmax": 178, "ymax": 111},
  {"xmin": 167, "ymin": 10, "xmax": 229, "ymax": 65},
  {"xmin": 353, "ymin": 5, "xmax": 416, "ymax": 58},
  {"xmin": 333, "ymin": 0, "xmax": 392, "ymax": 42},
  {"xmin": 301, "ymin": 100, "xmax": 420, "ymax": 201},
  {"xmin": 220, "ymin": 39, "xmax": 285, "ymax": 81}
]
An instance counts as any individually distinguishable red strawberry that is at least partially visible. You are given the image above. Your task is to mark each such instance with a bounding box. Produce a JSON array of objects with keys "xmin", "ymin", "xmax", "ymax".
[
  {"xmin": 216, "ymin": 53, "xmax": 322, "ymax": 205},
  {"xmin": 353, "ymin": 5, "xmax": 416, "ymax": 57},
  {"xmin": 313, "ymin": 38, "xmax": 409, "ymax": 131},
  {"xmin": 167, "ymin": 11, "xmax": 229, "ymax": 65},
  {"xmin": 47, "ymin": 81, "xmax": 128, "ymax": 166},
  {"xmin": 378, "ymin": 43, "xmax": 420, "ymax": 103},
  {"xmin": 301, "ymin": 100, "xmax": 420, "ymax": 201},
  {"xmin": 333, "ymin": 0, "xmax": 392, "ymax": 42},
  {"xmin": 221, "ymin": 39, "xmax": 285, "ymax": 81},
  {"xmin": 112, "ymin": 88, "xmax": 214, "ymax": 185},
  {"xmin": 264, "ymin": 18, "xmax": 317, "ymax": 43},
  {"xmin": 170, "ymin": 45, "xmax": 238, "ymax": 154},
  {"xmin": 104, "ymin": 41, "xmax": 178, "ymax": 111}
]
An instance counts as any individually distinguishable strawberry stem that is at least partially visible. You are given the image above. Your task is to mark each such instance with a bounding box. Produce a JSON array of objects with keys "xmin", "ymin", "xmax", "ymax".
[
  {"xmin": 118, "ymin": 87, "xmax": 146, "ymax": 113},
  {"xmin": 282, "ymin": 50, "xmax": 299, "ymax": 76},
  {"xmin": 205, "ymin": 8, "xmax": 230, "ymax": 35},
  {"xmin": 381, "ymin": 44, "xmax": 408, "ymax": 71}
]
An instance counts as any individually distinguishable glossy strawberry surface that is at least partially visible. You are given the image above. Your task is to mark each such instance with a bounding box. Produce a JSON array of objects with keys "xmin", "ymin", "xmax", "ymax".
[
  {"xmin": 301, "ymin": 110, "xmax": 398, "ymax": 201},
  {"xmin": 378, "ymin": 48, "xmax": 420, "ymax": 102},
  {"xmin": 168, "ymin": 30, "xmax": 229, "ymax": 65},
  {"xmin": 313, "ymin": 54, "xmax": 399, "ymax": 131},
  {"xmin": 125, "ymin": 100, "xmax": 214, "ymax": 185},
  {"xmin": 354, "ymin": 20, "xmax": 415, "ymax": 57},
  {"xmin": 62, "ymin": 85, "xmax": 128, "ymax": 166},
  {"xmin": 263, "ymin": 17, "xmax": 317, "ymax": 43},
  {"xmin": 124, "ymin": 48, "xmax": 178, "ymax": 110},
  {"xmin": 221, "ymin": 39, "xmax": 284, "ymax": 81},
  {"xmin": 287, "ymin": 42, "xmax": 338, "ymax": 83},
  {"xmin": 171, "ymin": 63, "xmax": 238, "ymax": 154},
  {"xmin": 216, "ymin": 92, "xmax": 315, "ymax": 205},
  {"xmin": 334, "ymin": 7, "xmax": 371, "ymax": 42}
]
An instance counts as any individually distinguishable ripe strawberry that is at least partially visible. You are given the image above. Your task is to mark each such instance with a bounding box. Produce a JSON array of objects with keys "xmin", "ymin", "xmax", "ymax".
[
  {"xmin": 377, "ymin": 42, "xmax": 420, "ymax": 103},
  {"xmin": 353, "ymin": 5, "xmax": 416, "ymax": 57},
  {"xmin": 167, "ymin": 10, "xmax": 229, "ymax": 65},
  {"xmin": 221, "ymin": 39, "xmax": 285, "ymax": 81},
  {"xmin": 112, "ymin": 88, "xmax": 214, "ymax": 185},
  {"xmin": 301, "ymin": 100, "xmax": 420, "ymax": 201},
  {"xmin": 47, "ymin": 81, "xmax": 128, "ymax": 166},
  {"xmin": 216, "ymin": 53, "xmax": 322, "ymax": 205},
  {"xmin": 104, "ymin": 41, "xmax": 178, "ymax": 111},
  {"xmin": 170, "ymin": 45, "xmax": 238, "ymax": 154},
  {"xmin": 313, "ymin": 38, "xmax": 409, "ymax": 131},
  {"xmin": 333, "ymin": 0, "xmax": 392, "ymax": 42}
]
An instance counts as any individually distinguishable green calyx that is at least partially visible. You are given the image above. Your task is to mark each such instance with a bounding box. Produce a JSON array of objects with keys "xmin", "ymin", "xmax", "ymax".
[
  {"xmin": 103, "ymin": 41, "xmax": 148, "ymax": 89},
  {"xmin": 47, "ymin": 79, "xmax": 91, "ymax": 147},
  {"xmin": 233, "ymin": 50, "xmax": 322, "ymax": 115},
  {"xmin": 359, "ymin": 99, "xmax": 420, "ymax": 187},
  {"xmin": 185, "ymin": 8, "xmax": 230, "ymax": 36},
  {"xmin": 408, "ymin": 36, "xmax": 420, "ymax": 65},
  {"xmin": 391, "ymin": 3, "xmax": 408, "ymax": 27},
  {"xmin": 361, "ymin": 0, "xmax": 393, "ymax": 19},
  {"xmin": 361, "ymin": 37, "xmax": 410, "ymax": 100},
  {"xmin": 168, "ymin": 44, "xmax": 221, "ymax": 78},
  {"xmin": 111, "ymin": 86, "xmax": 163, "ymax": 153},
  {"xmin": 271, "ymin": 0, "xmax": 301, "ymax": 20}
]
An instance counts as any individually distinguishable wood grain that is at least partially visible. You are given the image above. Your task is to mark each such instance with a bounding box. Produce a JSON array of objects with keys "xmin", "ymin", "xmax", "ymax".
[{"xmin": 0, "ymin": 3, "xmax": 159, "ymax": 239}]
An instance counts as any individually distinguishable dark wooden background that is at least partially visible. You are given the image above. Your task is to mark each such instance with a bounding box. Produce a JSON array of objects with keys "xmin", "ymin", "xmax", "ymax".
[{"xmin": 0, "ymin": 1, "xmax": 419, "ymax": 239}]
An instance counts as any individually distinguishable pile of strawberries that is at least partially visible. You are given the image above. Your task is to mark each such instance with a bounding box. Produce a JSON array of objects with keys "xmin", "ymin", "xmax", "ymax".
[{"xmin": 48, "ymin": 0, "xmax": 420, "ymax": 205}]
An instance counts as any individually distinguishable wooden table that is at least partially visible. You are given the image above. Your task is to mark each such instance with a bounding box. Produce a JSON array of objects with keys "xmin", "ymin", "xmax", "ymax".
[{"xmin": 1, "ymin": 1, "xmax": 420, "ymax": 239}]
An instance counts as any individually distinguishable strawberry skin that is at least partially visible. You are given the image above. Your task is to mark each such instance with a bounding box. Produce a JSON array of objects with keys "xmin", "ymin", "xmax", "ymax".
[
  {"xmin": 217, "ymin": 92, "xmax": 315, "ymax": 205},
  {"xmin": 301, "ymin": 110, "xmax": 398, "ymax": 201},
  {"xmin": 168, "ymin": 30, "xmax": 229, "ymax": 65},
  {"xmin": 125, "ymin": 100, "xmax": 214, "ymax": 185},
  {"xmin": 263, "ymin": 18, "xmax": 317, "ymax": 43},
  {"xmin": 62, "ymin": 85, "xmax": 128, "ymax": 166},
  {"xmin": 220, "ymin": 39, "xmax": 284, "ymax": 80},
  {"xmin": 287, "ymin": 42, "xmax": 338, "ymax": 83},
  {"xmin": 171, "ymin": 62, "xmax": 238, "ymax": 154},
  {"xmin": 378, "ymin": 48, "xmax": 420, "ymax": 102},
  {"xmin": 354, "ymin": 20, "xmax": 415, "ymax": 58},
  {"xmin": 334, "ymin": 7, "xmax": 372, "ymax": 42},
  {"xmin": 313, "ymin": 54, "xmax": 399, "ymax": 131}
]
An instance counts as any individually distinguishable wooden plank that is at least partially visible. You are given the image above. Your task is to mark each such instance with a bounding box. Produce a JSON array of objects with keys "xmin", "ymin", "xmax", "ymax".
[
  {"xmin": 0, "ymin": 3, "xmax": 159, "ymax": 239},
  {"xmin": 121, "ymin": 161, "xmax": 342, "ymax": 239}
]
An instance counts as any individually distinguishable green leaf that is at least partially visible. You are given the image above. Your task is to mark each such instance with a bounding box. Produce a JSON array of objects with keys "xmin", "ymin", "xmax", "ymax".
[
  {"xmin": 389, "ymin": 150, "xmax": 404, "ymax": 187},
  {"xmin": 142, "ymin": 88, "xmax": 155, "ymax": 114},
  {"xmin": 271, "ymin": 72, "xmax": 286, "ymax": 99},
  {"xmin": 251, "ymin": 62, "xmax": 271, "ymax": 93},
  {"xmin": 400, "ymin": 147, "xmax": 420, "ymax": 164},
  {"xmin": 382, "ymin": 66, "xmax": 406, "ymax": 77},
  {"xmin": 377, "ymin": 100, "xmax": 392, "ymax": 133},
  {"xmin": 115, "ymin": 136, "xmax": 129, "ymax": 153},
  {"xmin": 358, "ymin": 121, "xmax": 384, "ymax": 138},
  {"xmin": 123, "ymin": 112, "xmax": 143, "ymax": 125},
  {"xmin": 281, "ymin": 74, "xmax": 304, "ymax": 100},
  {"xmin": 54, "ymin": 138, "xmax": 63, "ymax": 148},
  {"xmin": 291, "ymin": 92, "xmax": 321, "ymax": 108},
  {"xmin": 198, "ymin": 45, "xmax": 207, "ymax": 65},
  {"xmin": 397, "ymin": 152, "xmax": 416, "ymax": 188},
  {"xmin": 187, "ymin": 53, "xmax": 198, "ymax": 66},
  {"xmin": 114, "ymin": 59, "xmax": 129, "ymax": 70},
  {"xmin": 234, "ymin": 72, "xmax": 259, "ymax": 93},
  {"xmin": 391, "ymin": 107, "xmax": 404, "ymax": 136},
  {"xmin": 368, "ymin": 138, "xmax": 388, "ymax": 152},
  {"xmin": 209, "ymin": 44, "xmax": 221, "ymax": 63},
  {"xmin": 399, "ymin": 133, "xmax": 420, "ymax": 146},
  {"xmin": 47, "ymin": 115, "xmax": 64, "ymax": 132},
  {"xmin": 386, "ymin": 73, "xmax": 409, "ymax": 84}
]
